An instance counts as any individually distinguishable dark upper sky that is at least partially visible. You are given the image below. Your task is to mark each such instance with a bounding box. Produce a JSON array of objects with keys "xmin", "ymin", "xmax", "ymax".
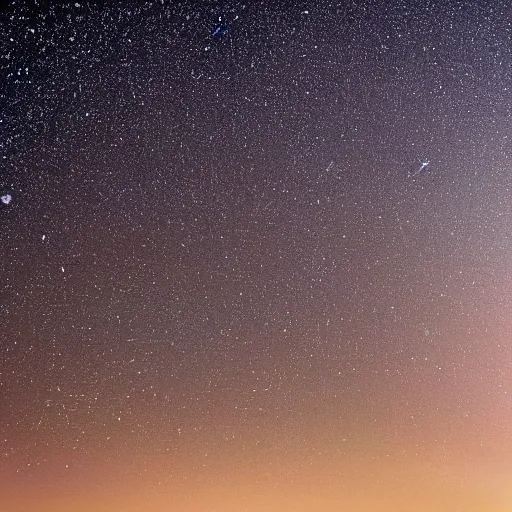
[{"xmin": 1, "ymin": 1, "xmax": 511, "ymax": 510}]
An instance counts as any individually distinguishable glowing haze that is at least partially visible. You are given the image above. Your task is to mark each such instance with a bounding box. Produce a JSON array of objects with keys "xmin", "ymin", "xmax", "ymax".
[{"xmin": 1, "ymin": 1, "xmax": 511, "ymax": 510}]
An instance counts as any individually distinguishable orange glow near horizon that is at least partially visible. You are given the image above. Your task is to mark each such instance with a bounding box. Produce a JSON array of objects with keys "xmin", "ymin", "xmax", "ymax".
[
  {"xmin": 2, "ymin": 457, "xmax": 512, "ymax": 512},
  {"xmin": 2, "ymin": 1, "xmax": 512, "ymax": 510}
]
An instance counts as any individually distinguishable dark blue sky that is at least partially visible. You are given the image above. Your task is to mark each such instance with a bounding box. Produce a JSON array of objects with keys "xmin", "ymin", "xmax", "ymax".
[{"xmin": 1, "ymin": 1, "xmax": 511, "ymax": 510}]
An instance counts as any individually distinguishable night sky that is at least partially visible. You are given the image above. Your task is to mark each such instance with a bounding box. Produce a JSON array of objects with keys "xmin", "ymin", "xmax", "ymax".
[{"xmin": 1, "ymin": 1, "xmax": 512, "ymax": 510}]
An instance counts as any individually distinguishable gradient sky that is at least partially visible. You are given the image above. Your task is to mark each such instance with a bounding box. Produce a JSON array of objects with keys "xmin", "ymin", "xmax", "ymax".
[{"xmin": 1, "ymin": 1, "xmax": 512, "ymax": 511}]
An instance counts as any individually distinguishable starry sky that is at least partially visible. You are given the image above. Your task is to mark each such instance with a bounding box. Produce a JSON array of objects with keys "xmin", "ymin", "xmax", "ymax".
[{"xmin": 1, "ymin": 1, "xmax": 512, "ymax": 511}]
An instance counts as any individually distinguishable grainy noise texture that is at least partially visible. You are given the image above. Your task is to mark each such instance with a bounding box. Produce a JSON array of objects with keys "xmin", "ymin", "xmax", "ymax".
[{"xmin": 1, "ymin": 1, "xmax": 511, "ymax": 511}]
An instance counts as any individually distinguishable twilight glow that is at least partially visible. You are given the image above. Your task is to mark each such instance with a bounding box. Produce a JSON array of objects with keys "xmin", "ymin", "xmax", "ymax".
[{"xmin": 1, "ymin": 1, "xmax": 511, "ymax": 511}]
